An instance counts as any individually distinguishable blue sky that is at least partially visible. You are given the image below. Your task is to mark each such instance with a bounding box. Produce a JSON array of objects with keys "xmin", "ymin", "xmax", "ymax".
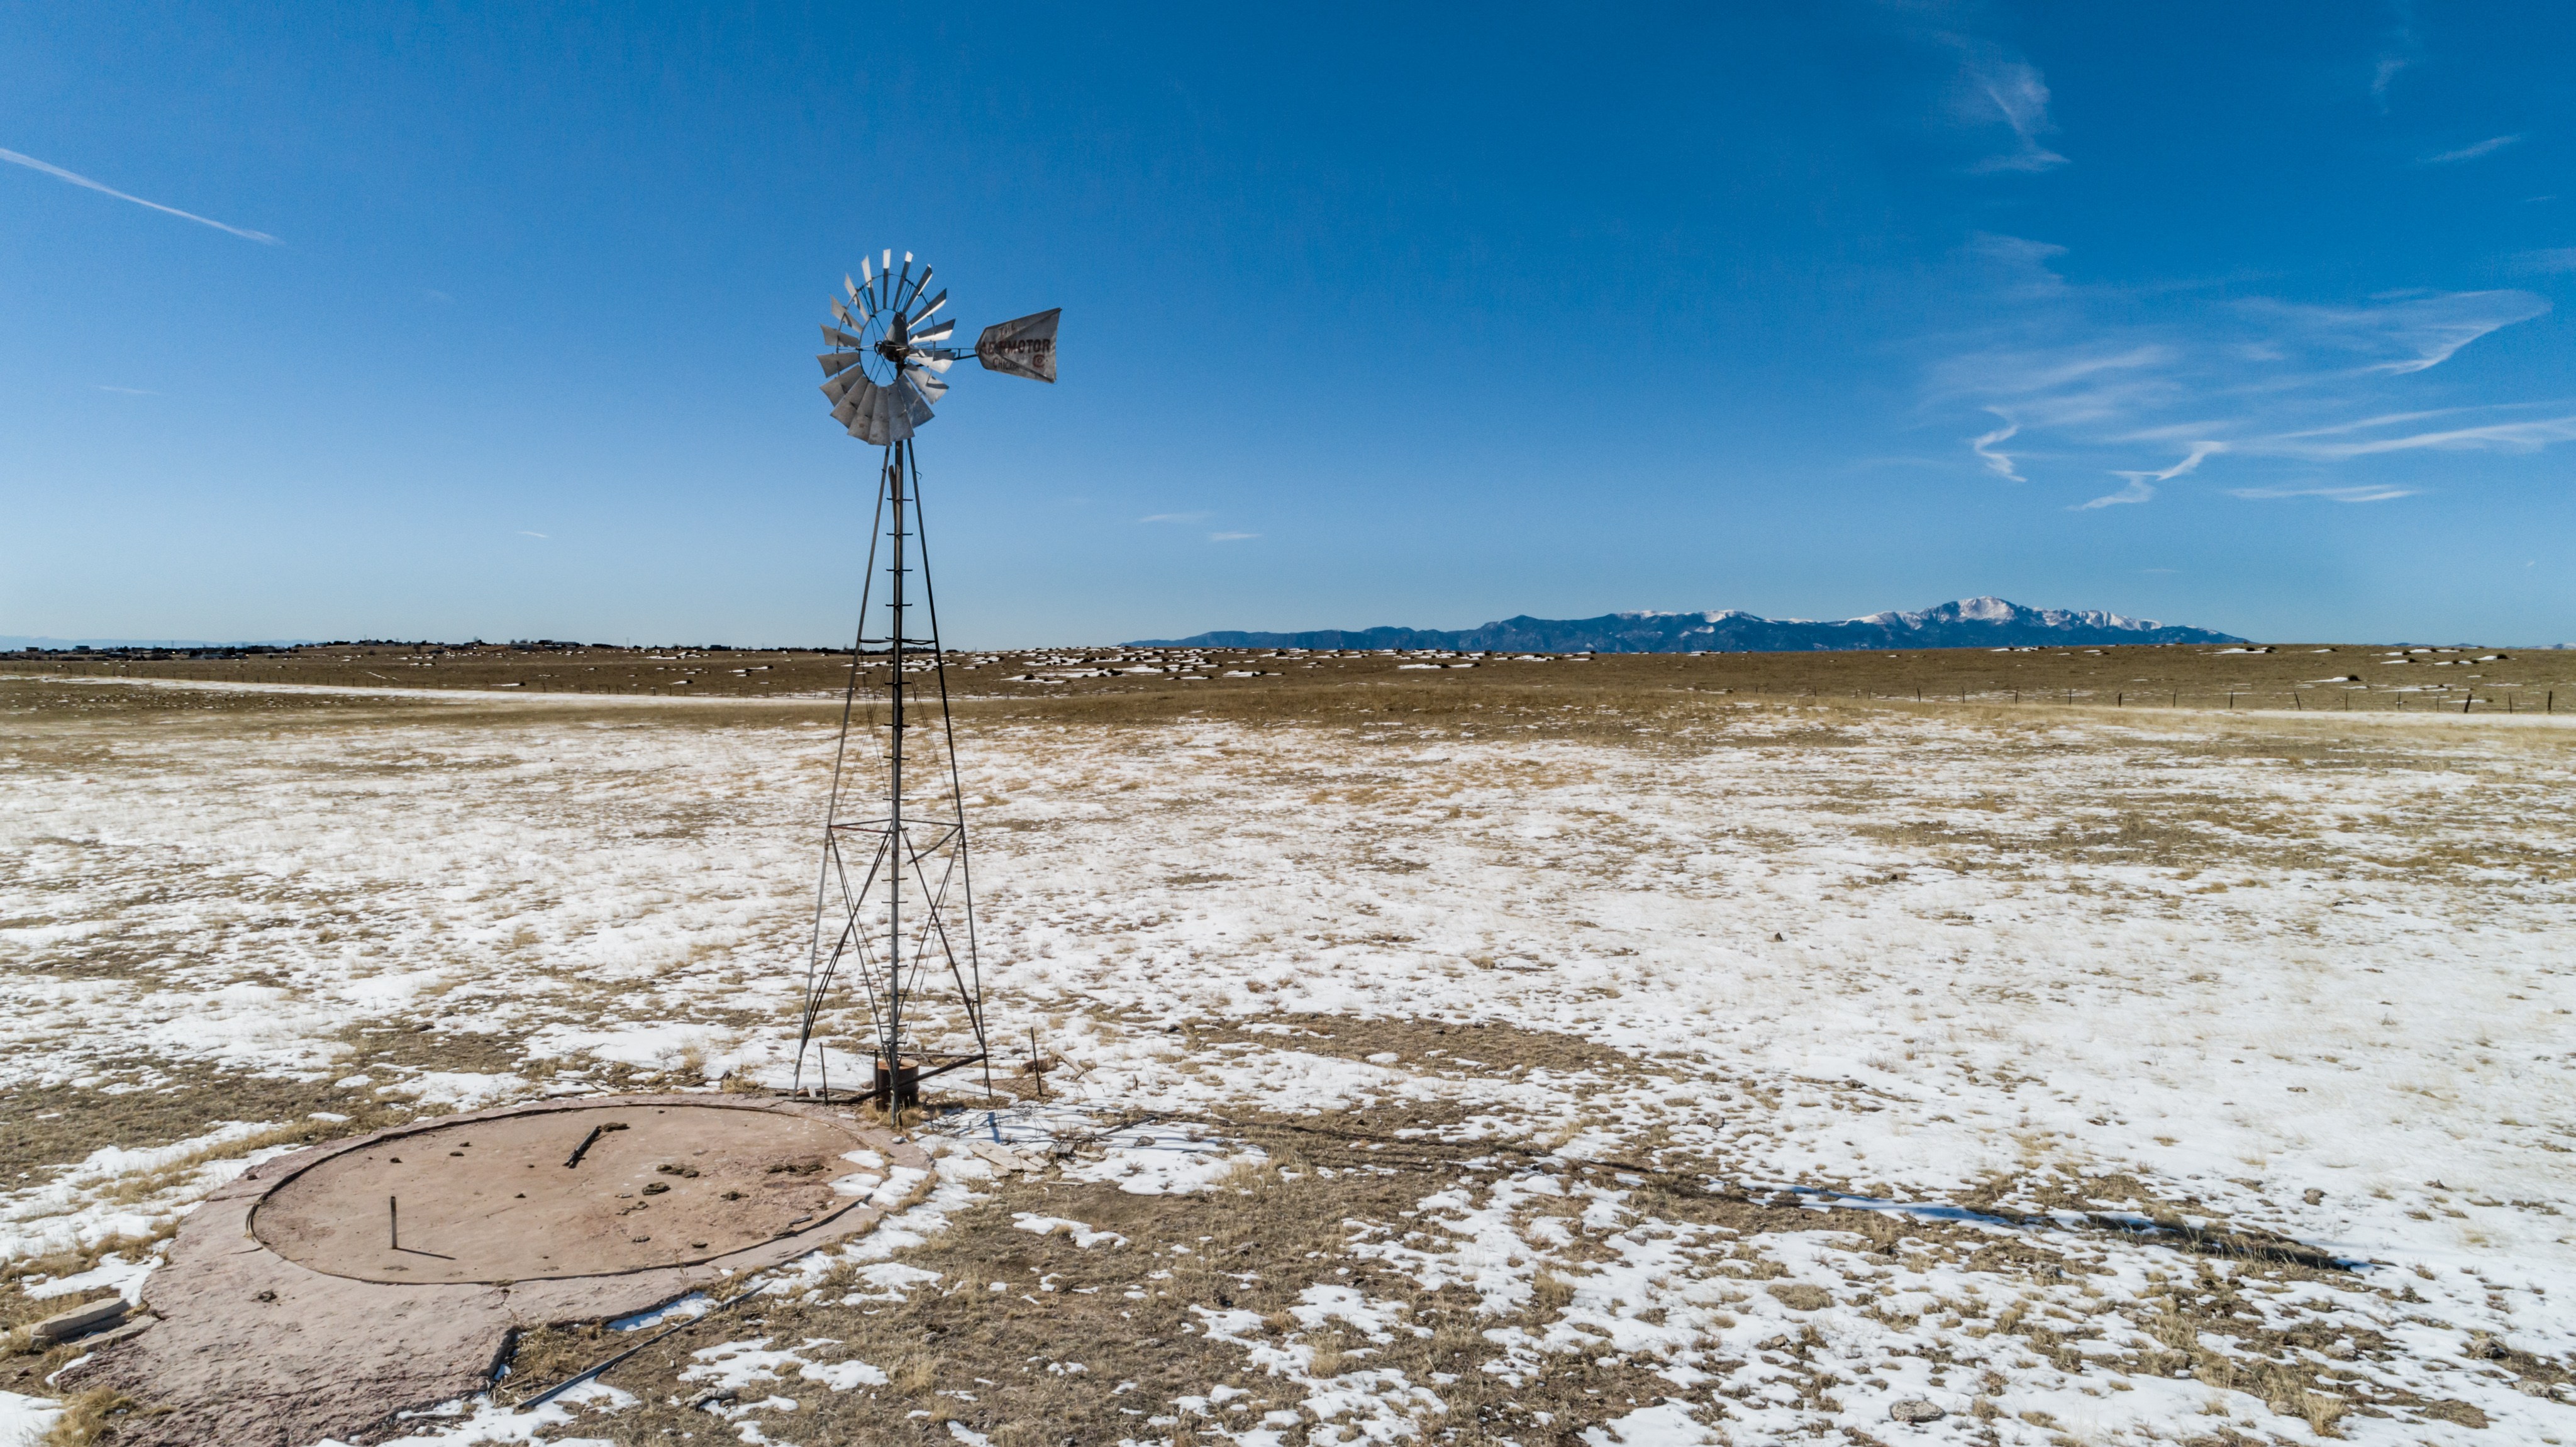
[{"xmin": 4, "ymin": 3, "xmax": 2571, "ymax": 646}]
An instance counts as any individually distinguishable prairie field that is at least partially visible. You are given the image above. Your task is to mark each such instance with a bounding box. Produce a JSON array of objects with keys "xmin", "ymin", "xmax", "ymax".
[
  {"xmin": 1, "ymin": 668, "xmax": 2572, "ymax": 1446},
  {"xmin": 8, "ymin": 638, "xmax": 2573, "ymax": 715}
]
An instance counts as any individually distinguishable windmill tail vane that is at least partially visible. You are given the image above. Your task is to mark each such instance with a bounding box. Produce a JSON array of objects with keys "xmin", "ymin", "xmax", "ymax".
[{"xmin": 793, "ymin": 251, "xmax": 1058, "ymax": 1112}]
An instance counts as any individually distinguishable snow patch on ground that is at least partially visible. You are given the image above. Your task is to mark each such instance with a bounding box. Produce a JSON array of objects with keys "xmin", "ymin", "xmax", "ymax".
[{"xmin": 5, "ymin": 692, "xmax": 2570, "ymax": 1442}]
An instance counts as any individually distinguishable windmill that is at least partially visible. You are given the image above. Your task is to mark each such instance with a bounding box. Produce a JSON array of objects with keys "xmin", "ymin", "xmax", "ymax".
[{"xmin": 794, "ymin": 249, "xmax": 1058, "ymax": 1111}]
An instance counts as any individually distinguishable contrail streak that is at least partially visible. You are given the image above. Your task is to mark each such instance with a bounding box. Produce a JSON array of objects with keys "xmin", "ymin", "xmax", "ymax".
[{"xmin": 0, "ymin": 147, "xmax": 279, "ymax": 244}]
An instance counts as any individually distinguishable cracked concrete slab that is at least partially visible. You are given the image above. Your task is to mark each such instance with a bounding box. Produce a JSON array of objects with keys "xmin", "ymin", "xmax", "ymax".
[{"xmin": 66, "ymin": 1094, "xmax": 928, "ymax": 1446}]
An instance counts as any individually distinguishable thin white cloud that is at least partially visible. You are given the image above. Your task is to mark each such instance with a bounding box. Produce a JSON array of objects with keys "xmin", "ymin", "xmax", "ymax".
[
  {"xmin": 2371, "ymin": 55, "xmax": 2409, "ymax": 107},
  {"xmin": 2261, "ymin": 407, "xmax": 2473, "ymax": 441},
  {"xmin": 2516, "ymin": 248, "xmax": 2576, "ymax": 274},
  {"xmin": 1938, "ymin": 343, "xmax": 2175, "ymax": 430},
  {"xmin": 2241, "ymin": 290, "xmax": 2550, "ymax": 376},
  {"xmin": 2372, "ymin": 4, "xmax": 2418, "ymax": 113},
  {"xmin": 1208, "ymin": 531, "xmax": 1258, "ymax": 543},
  {"xmin": 2075, "ymin": 441, "xmax": 2225, "ymax": 510},
  {"xmin": 2372, "ymin": 291, "xmax": 2548, "ymax": 373},
  {"xmin": 2419, "ymin": 134, "xmax": 2523, "ymax": 165},
  {"xmin": 2261, "ymin": 414, "xmax": 2576, "ymax": 460},
  {"xmin": 0, "ymin": 147, "xmax": 278, "ymax": 244},
  {"xmin": 1960, "ymin": 232, "xmax": 2070, "ymax": 298},
  {"xmin": 1138, "ymin": 511, "xmax": 1212, "ymax": 524},
  {"xmin": 2228, "ymin": 484, "xmax": 2419, "ymax": 502},
  {"xmin": 2076, "ymin": 477, "xmax": 2155, "ymax": 509},
  {"xmin": 1967, "ymin": 416, "xmax": 2023, "ymax": 481},
  {"xmin": 94, "ymin": 384, "xmax": 156, "ymax": 396},
  {"xmin": 518, "ymin": 530, "xmax": 550, "ymax": 539},
  {"xmin": 1962, "ymin": 55, "xmax": 2068, "ymax": 173},
  {"xmin": 1923, "ymin": 238, "xmax": 2566, "ymax": 499}
]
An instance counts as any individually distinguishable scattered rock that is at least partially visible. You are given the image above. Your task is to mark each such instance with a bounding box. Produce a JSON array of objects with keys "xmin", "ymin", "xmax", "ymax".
[
  {"xmin": 2304, "ymin": 1188, "xmax": 2325, "ymax": 1206},
  {"xmin": 1889, "ymin": 1399, "xmax": 1946, "ymax": 1424},
  {"xmin": 962, "ymin": 1140, "xmax": 1044, "ymax": 1174},
  {"xmin": 32, "ymin": 1297, "xmax": 129, "ymax": 1344}
]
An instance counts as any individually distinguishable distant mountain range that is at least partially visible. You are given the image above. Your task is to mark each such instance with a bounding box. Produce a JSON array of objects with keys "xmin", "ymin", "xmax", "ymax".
[{"xmin": 1134, "ymin": 597, "xmax": 2246, "ymax": 653}]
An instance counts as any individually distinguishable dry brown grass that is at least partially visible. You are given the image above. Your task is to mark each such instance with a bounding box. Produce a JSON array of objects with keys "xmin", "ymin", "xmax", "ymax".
[
  {"xmin": 508, "ymin": 1100, "xmax": 1716, "ymax": 1444},
  {"xmin": 4, "ymin": 654, "xmax": 2563, "ymax": 1440},
  {"xmin": 38, "ymin": 1387, "xmax": 141, "ymax": 1446},
  {"xmin": 483, "ymin": 1075, "xmax": 2463, "ymax": 1446},
  {"xmin": 13, "ymin": 638, "xmax": 2573, "ymax": 725}
]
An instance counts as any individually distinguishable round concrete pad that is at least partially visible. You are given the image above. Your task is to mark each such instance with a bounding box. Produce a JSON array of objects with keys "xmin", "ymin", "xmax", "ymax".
[
  {"xmin": 253, "ymin": 1101, "xmax": 882, "ymax": 1283},
  {"xmin": 70, "ymin": 1095, "xmax": 935, "ymax": 1447}
]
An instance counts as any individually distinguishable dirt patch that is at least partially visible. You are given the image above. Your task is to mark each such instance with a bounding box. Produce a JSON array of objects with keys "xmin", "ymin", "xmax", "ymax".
[
  {"xmin": 0, "ymin": 1063, "xmax": 400, "ymax": 1186},
  {"xmin": 518, "ymin": 1120, "xmax": 1699, "ymax": 1445},
  {"xmin": 503, "ymin": 1100, "xmax": 2422, "ymax": 1446},
  {"xmin": 1169, "ymin": 1011, "xmax": 1648, "ymax": 1080}
]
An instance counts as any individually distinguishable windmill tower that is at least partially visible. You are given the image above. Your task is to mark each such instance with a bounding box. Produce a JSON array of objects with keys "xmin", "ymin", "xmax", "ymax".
[{"xmin": 792, "ymin": 249, "xmax": 1058, "ymax": 1111}]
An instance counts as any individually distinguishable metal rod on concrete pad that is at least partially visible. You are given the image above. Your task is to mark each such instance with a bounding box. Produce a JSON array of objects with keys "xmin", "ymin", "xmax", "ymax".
[{"xmin": 514, "ymin": 1280, "xmax": 772, "ymax": 1412}]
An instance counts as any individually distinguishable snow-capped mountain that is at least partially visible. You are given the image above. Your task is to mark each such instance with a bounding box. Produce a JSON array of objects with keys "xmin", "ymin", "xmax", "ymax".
[{"xmin": 1136, "ymin": 596, "xmax": 2243, "ymax": 652}]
